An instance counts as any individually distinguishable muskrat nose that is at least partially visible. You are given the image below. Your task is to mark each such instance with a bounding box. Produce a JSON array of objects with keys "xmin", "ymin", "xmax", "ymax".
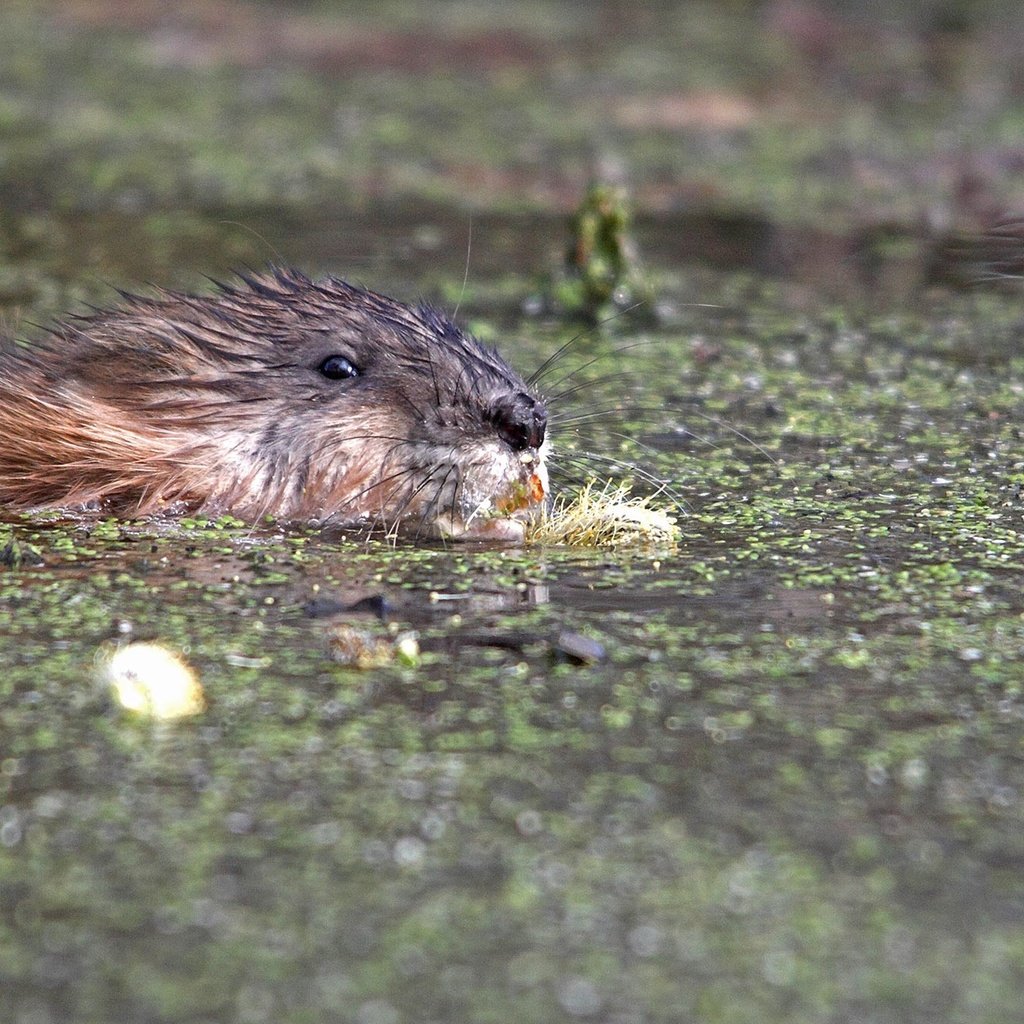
[{"xmin": 490, "ymin": 391, "xmax": 547, "ymax": 452}]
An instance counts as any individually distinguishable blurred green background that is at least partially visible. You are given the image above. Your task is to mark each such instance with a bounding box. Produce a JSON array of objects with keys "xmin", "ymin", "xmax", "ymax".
[{"xmin": 4, "ymin": 0, "xmax": 1024, "ymax": 304}]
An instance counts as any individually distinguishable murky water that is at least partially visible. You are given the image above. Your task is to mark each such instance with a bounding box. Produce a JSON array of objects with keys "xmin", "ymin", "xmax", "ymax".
[{"xmin": 3, "ymin": 206, "xmax": 1024, "ymax": 1024}]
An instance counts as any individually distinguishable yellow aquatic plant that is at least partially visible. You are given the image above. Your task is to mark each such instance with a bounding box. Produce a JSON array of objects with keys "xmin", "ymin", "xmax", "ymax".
[{"xmin": 527, "ymin": 481, "xmax": 679, "ymax": 549}]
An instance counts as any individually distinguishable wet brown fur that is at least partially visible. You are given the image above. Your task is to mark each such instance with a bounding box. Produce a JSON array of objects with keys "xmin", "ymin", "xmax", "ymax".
[{"xmin": 0, "ymin": 268, "xmax": 548, "ymax": 533}]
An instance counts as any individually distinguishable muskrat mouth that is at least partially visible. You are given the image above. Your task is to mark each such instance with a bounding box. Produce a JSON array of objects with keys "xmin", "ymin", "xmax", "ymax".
[
  {"xmin": 495, "ymin": 471, "xmax": 547, "ymax": 516},
  {"xmin": 323, "ymin": 453, "xmax": 548, "ymax": 541},
  {"xmin": 433, "ymin": 465, "xmax": 549, "ymax": 542}
]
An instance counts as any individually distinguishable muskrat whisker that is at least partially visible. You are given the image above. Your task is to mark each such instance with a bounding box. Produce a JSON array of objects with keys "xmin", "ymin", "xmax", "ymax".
[
  {"xmin": 297, "ymin": 435, "xmax": 419, "ymax": 477},
  {"xmin": 320, "ymin": 460, "xmax": 421, "ymax": 527},
  {"xmin": 242, "ymin": 475, "xmax": 286, "ymax": 537},
  {"xmin": 253, "ymin": 446, "xmax": 319, "ymax": 531},
  {"xmin": 604, "ymin": 430, "xmax": 672, "ymax": 455},
  {"xmin": 381, "ymin": 461, "xmax": 454, "ymax": 543},
  {"xmin": 413, "ymin": 465, "xmax": 458, "ymax": 542},
  {"xmin": 549, "ymin": 408, "xmax": 635, "ymax": 427},
  {"xmin": 682, "ymin": 410, "xmax": 778, "ymax": 465},
  {"xmin": 547, "ymin": 399, "xmax": 684, "ymax": 430},
  {"xmin": 534, "ymin": 339, "xmax": 656, "ymax": 398},
  {"xmin": 304, "ymin": 439, "xmax": 425, "ymax": 512},
  {"xmin": 358, "ymin": 470, "xmax": 407, "ymax": 540},
  {"xmin": 526, "ymin": 303, "xmax": 648, "ymax": 388},
  {"xmin": 453, "ymin": 363, "xmax": 472, "ymax": 411},
  {"xmin": 134, "ymin": 480, "xmax": 155, "ymax": 515},
  {"xmin": 551, "ymin": 450, "xmax": 685, "ymax": 506},
  {"xmin": 447, "ymin": 469, "xmax": 467, "ymax": 539},
  {"xmin": 544, "ymin": 372, "xmax": 641, "ymax": 406},
  {"xmin": 425, "ymin": 350, "xmax": 443, "ymax": 409},
  {"xmin": 392, "ymin": 388, "xmax": 429, "ymax": 426},
  {"xmin": 599, "ymin": 429, "xmax": 714, "ymax": 489},
  {"xmin": 216, "ymin": 222, "xmax": 286, "ymax": 264},
  {"xmin": 381, "ymin": 463, "xmax": 433, "ymax": 528},
  {"xmin": 527, "ymin": 333, "xmax": 593, "ymax": 389},
  {"xmin": 314, "ymin": 432, "xmax": 419, "ymax": 448},
  {"xmin": 553, "ymin": 400, "xmax": 672, "ymax": 419},
  {"xmin": 451, "ymin": 218, "xmax": 472, "ymax": 322},
  {"xmin": 550, "ymin": 415, "xmax": 724, "ymax": 465},
  {"xmin": 554, "ymin": 401, "xmax": 774, "ymax": 461}
]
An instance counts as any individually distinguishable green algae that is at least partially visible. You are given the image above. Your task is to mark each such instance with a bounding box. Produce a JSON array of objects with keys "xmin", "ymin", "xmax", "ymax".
[{"xmin": 546, "ymin": 182, "xmax": 650, "ymax": 323}]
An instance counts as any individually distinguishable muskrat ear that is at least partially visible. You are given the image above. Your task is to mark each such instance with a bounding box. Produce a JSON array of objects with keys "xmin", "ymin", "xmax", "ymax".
[{"xmin": 318, "ymin": 355, "xmax": 360, "ymax": 380}]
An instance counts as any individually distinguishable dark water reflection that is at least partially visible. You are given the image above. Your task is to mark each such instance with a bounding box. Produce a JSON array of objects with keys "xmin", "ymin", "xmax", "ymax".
[{"xmin": 1, "ymin": 202, "xmax": 995, "ymax": 320}]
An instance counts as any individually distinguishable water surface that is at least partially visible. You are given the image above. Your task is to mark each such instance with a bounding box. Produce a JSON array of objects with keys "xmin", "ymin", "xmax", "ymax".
[{"xmin": 4, "ymin": 215, "xmax": 1024, "ymax": 1022}]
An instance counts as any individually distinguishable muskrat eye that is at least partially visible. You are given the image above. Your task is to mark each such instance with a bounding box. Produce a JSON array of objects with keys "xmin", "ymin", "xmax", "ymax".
[{"xmin": 318, "ymin": 355, "xmax": 359, "ymax": 380}]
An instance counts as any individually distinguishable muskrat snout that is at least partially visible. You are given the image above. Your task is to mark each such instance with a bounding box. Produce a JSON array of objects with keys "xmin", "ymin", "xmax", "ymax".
[
  {"xmin": 488, "ymin": 391, "xmax": 547, "ymax": 453},
  {"xmin": 0, "ymin": 268, "xmax": 550, "ymax": 540}
]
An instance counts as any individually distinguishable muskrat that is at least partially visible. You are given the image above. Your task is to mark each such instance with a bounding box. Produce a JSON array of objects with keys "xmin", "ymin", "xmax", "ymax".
[{"xmin": 0, "ymin": 268, "xmax": 549, "ymax": 540}]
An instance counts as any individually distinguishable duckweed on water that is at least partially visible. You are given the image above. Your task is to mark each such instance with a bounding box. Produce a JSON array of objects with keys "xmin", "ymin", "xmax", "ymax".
[{"xmin": 6, "ymin": 277, "xmax": 1024, "ymax": 1021}]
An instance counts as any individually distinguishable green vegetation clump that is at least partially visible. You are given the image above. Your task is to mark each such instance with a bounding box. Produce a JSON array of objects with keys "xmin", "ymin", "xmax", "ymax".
[{"xmin": 549, "ymin": 183, "xmax": 651, "ymax": 323}]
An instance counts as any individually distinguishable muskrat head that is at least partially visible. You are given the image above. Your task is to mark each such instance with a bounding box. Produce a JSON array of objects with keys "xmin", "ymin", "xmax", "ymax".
[{"xmin": 0, "ymin": 268, "xmax": 550, "ymax": 540}]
